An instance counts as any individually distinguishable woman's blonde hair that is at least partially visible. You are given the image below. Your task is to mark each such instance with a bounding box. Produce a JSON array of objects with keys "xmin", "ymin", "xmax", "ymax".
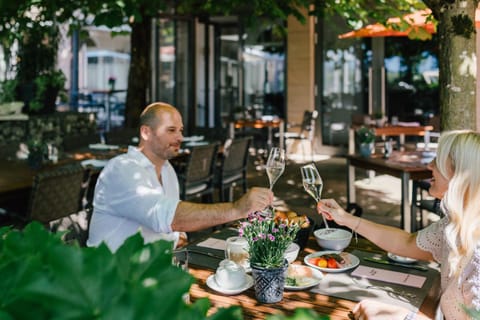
[{"xmin": 436, "ymin": 130, "xmax": 480, "ymax": 277}]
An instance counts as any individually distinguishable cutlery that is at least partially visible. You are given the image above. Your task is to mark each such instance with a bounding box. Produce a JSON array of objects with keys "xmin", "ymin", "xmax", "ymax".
[{"xmin": 363, "ymin": 257, "xmax": 429, "ymax": 272}]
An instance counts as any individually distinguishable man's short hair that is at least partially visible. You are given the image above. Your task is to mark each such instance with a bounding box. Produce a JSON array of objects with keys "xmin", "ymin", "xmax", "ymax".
[{"xmin": 139, "ymin": 102, "xmax": 176, "ymax": 128}]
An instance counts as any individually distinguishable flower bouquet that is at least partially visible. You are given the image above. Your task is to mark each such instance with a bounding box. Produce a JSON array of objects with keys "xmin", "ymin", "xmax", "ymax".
[
  {"xmin": 239, "ymin": 211, "xmax": 300, "ymax": 269},
  {"xmin": 238, "ymin": 211, "xmax": 301, "ymax": 303}
]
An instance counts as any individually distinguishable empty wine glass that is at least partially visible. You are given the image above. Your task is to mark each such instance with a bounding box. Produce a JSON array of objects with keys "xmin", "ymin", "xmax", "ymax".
[
  {"xmin": 300, "ymin": 163, "xmax": 329, "ymax": 229},
  {"xmin": 265, "ymin": 147, "xmax": 285, "ymax": 190}
]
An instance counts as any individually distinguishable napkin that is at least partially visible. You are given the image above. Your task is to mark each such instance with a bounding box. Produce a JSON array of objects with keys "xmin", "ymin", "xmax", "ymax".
[
  {"xmin": 351, "ymin": 265, "xmax": 426, "ymax": 288},
  {"xmin": 196, "ymin": 238, "xmax": 227, "ymax": 251}
]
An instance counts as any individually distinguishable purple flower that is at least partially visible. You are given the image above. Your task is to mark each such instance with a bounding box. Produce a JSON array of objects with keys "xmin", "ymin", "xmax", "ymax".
[
  {"xmin": 268, "ymin": 234, "xmax": 275, "ymax": 241},
  {"xmin": 272, "ymin": 227, "xmax": 279, "ymax": 233}
]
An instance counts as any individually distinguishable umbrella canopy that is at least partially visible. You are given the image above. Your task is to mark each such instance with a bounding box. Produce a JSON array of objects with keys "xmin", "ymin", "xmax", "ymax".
[{"xmin": 339, "ymin": 9, "xmax": 480, "ymax": 39}]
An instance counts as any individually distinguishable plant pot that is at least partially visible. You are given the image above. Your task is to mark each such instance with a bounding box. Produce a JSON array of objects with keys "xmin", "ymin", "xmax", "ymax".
[
  {"xmin": 359, "ymin": 143, "xmax": 374, "ymax": 158},
  {"xmin": 28, "ymin": 152, "xmax": 44, "ymax": 170},
  {"xmin": 250, "ymin": 260, "xmax": 288, "ymax": 303}
]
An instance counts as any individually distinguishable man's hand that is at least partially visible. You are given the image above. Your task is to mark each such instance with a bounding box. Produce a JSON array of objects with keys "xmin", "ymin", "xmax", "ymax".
[{"xmin": 233, "ymin": 187, "xmax": 274, "ymax": 217}]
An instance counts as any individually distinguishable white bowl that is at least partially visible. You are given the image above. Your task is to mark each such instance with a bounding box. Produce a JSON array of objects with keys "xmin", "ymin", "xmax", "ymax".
[
  {"xmin": 314, "ymin": 228, "xmax": 352, "ymax": 251},
  {"xmin": 284, "ymin": 242, "xmax": 300, "ymax": 263}
]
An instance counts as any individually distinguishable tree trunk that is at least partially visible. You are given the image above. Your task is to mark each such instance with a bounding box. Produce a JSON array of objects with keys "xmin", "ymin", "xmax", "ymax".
[
  {"xmin": 125, "ymin": 18, "xmax": 151, "ymax": 129},
  {"xmin": 426, "ymin": 0, "xmax": 477, "ymax": 131}
]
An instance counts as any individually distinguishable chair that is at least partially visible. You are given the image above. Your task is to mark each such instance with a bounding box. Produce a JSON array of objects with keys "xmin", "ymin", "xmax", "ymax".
[
  {"xmin": 283, "ymin": 110, "xmax": 318, "ymax": 161},
  {"xmin": 0, "ymin": 163, "xmax": 87, "ymax": 243},
  {"xmin": 411, "ymin": 179, "xmax": 442, "ymax": 231},
  {"xmin": 215, "ymin": 136, "xmax": 252, "ymax": 202},
  {"xmin": 177, "ymin": 142, "xmax": 220, "ymax": 202}
]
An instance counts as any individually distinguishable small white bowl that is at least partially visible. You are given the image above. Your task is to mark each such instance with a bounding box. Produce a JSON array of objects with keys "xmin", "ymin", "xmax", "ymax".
[
  {"xmin": 284, "ymin": 242, "xmax": 300, "ymax": 263},
  {"xmin": 314, "ymin": 228, "xmax": 352, "ymax": 251}
]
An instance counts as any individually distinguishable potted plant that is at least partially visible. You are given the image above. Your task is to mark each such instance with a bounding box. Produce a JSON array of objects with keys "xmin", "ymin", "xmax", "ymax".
[
  {"xmin": 373, "ymin": 112, "xmax": 386, "ymax": 127},
  {"xmin": 0, "ymin": 79, "xmax": 23, "ymax": 115},
  {"xmin": 26, "ymin": 138, "xmax": 48, "ymax": 169},
  {"xmin": 238, "ymin": 211, "xmax": 300, "ymax": 303},
  {"xmin": 356, "ymin": 126, "xmax": 376, "ymax": 157},
  {"xmin": 29, "ymin": 70, "xmax": 66, "ymax": 114}
]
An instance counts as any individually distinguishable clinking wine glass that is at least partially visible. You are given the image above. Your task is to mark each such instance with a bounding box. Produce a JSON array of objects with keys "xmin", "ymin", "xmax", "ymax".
[
  {"xmin": 300, "ymin": 163, "xmax": 329, "ymax": 229},
  {"xmin": 266, "ymin": 147, "xmax": 285, "ymax": 190},
  {"xmin": 264, "ymin": 147, "xmax": 285, "ymax": 216}
]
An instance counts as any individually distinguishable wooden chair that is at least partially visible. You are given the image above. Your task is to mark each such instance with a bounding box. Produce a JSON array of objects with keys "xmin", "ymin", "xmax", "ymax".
[
  {"xmin": 283, "ymin": 110, "xmax": 318, "ymax": 161},
  {"xmin": 215, "ymin": 136, "xmax": 252, "ymax": 202},
  {"xmin": 178, "ymin": 142, "xmax": 220, "ymax": 202}
]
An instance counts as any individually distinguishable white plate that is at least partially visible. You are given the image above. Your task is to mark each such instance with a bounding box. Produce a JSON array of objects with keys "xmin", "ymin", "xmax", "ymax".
[
  {"xmin": 284, "ymin": 265, "xmax": 323, "ymax": 290},
  {"xmin": 304, "ymin": 251, "xmax": 360, "ymax": 273},
  {"xmin": 387, "ymin": 252, "xmax": 418, "ymax": 264},
  {"xmin": 206, "ymin": 274, "xmax": 254, "ymax": 295},
  {"xmin": 88, "ymin": 143, "xmax": 119, "ymax": 150}
]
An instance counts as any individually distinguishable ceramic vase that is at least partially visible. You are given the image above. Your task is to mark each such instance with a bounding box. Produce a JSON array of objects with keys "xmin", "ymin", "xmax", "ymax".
[
  {"xmin": 250, "ymin": 260, "xmax": 288, "ymax": 303},
  {"xmin": 359, "ymin": 142, "xmax": 374, "ymax": 158}
]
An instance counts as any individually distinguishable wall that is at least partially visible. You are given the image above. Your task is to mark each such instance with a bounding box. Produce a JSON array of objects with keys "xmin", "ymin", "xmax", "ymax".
[{"xmin": 286, "ymin": 9, "xmax": 316, "ymax": 125}]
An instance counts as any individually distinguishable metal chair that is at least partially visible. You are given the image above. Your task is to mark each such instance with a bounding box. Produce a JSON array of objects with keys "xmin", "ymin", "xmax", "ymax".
[
  {"xmin": 411, "ymin": 179, "xmax": 442, "ymax": 231},
  {"xmin": 178, "ymin": 142, "xmax": 220, "ymax": 202},
  {"xmin": 284, "ymin": 110, "xmax": 318, "ymax": 161},
  {"xmin": 215, "ymin": 136, "xmax": 252, "ymax": 202}
]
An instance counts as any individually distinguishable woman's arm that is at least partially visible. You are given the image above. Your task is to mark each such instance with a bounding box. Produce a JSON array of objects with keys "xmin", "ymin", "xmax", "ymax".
[{"xmin": 317, "ymin": 199, "xmax": 433, "ymax": 261}]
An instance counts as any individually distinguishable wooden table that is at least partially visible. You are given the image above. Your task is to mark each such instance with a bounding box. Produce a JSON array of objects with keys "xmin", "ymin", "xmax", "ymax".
[
  {"xmin": 229, "ymin": 118, "xmax": 285, "ymax": 150},
  {"xmin": 348, "ymin": 125, "xmax": 434, "ymax": 154},
  {"xmin": 187, "ymin": 232, "xmax": 440, "ymax": 320},
  {"xmin": 346, "ymin": 152, "xmax": 432, "ymax": 232}
]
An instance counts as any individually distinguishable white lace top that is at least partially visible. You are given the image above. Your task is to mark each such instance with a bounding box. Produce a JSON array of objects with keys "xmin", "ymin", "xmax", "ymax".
[{"xmin": 417, "ymin": 217, "xmax": 480, "ymax": 319}]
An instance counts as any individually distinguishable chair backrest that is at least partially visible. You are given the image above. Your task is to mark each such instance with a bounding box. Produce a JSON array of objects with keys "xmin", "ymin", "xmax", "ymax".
[
  {"xmin": 182, "ymin": 142, "xmax": 219, "ymax": 184},
  {"xmin": 221, "ymin": 136, "xmax": 252, "ymax": 176},
  {"xmin": 178, "ymin": 142, "xmax": 219, "ymax": 199},
  {"xmin": 28, "ymin": 163, "xmax": 85, "ymax": 223}
]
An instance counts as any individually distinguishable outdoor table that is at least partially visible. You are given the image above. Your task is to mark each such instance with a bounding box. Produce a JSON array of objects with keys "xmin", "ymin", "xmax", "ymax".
[
  {"xmin": 229, "ymin": 118, "xmax": 285, "ymax": 150},
  {"xmin": 186, "ymin": 228, "xmax": 440, "ymax": 320},
  {"xmin": 348, "ymin": 125, "xmax": 434, "ymax": 155},
  {"xmin": 346, "ymin": 151, "xmax": 433, "ymax": 232}
]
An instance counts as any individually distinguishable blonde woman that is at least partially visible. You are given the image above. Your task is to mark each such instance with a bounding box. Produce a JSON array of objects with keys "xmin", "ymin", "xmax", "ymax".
[{"xmin": 318, "ymin": 130, "xmax": 480, "ymax": 320}]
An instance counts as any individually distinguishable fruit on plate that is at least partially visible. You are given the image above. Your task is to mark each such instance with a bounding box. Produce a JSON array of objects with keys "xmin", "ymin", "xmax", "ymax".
[
  {"xmin": 274, "ymin": 210, "xmax": 310, "ymax": 228},
  {"xmin": 308, "ymin": 254, "xmax": 344, "ymax": 269}
]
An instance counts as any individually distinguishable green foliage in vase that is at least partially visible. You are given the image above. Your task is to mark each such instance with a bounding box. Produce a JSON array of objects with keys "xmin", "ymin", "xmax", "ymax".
[
  {"xmin": 356, "ymin": 126, "xmax": 376, "ymax": 144},
  {"xmin": 239, "ymin": 212, "xmax": 300, "ymax": 268}
]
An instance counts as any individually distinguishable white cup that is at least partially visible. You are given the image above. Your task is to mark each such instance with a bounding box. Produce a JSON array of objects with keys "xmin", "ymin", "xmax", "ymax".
[{"xmin": 225, "ymin": 236, "xmax": 249, "ymax": 270}]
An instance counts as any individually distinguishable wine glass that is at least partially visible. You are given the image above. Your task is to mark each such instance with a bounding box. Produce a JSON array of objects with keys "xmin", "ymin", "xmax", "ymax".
[
  {"xmin": 265, "ymin": 147, "xmax": 285, "ymax": 190},
  {"xmin": 300, "ymin": 163, "xmax": 329, "ymax": 229}
]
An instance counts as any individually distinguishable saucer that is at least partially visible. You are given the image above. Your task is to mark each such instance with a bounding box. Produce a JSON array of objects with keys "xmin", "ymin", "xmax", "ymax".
[{"xmin": 206, "ymin": 274, "xmax": 253, "ymax": 295}]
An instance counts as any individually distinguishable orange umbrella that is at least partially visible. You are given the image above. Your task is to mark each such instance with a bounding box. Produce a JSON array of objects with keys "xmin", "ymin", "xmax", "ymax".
[{"xmin": 339, "ymin": 9, "xmax": 480, "ymax": 39}]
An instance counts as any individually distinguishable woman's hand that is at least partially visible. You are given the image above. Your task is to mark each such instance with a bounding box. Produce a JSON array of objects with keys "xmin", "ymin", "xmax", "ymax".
[
  {"xmin": 352, "ymin": 300, "xmax": 411, "ymax": 320},
  {"xmin": 316, "ymin": 199, "xmax": 349, "ymax": 225}
]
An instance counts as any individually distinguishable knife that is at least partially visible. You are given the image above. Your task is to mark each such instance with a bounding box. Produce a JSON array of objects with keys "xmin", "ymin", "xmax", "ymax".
[{"xmin": 363, "ymin": 257, "xmax": 429, "ymax": 272}]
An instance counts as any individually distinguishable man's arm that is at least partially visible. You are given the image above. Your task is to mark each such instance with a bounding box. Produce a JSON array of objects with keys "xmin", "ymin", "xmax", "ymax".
[{"xmin": 171, "ymin": 187, "xmax": 273, "ymax": 232}]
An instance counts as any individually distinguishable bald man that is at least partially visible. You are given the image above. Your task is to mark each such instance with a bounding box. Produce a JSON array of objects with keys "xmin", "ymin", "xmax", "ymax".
[{"xmin": 87, "ymin": 102, "xmax": 273, "ymax": 252}]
